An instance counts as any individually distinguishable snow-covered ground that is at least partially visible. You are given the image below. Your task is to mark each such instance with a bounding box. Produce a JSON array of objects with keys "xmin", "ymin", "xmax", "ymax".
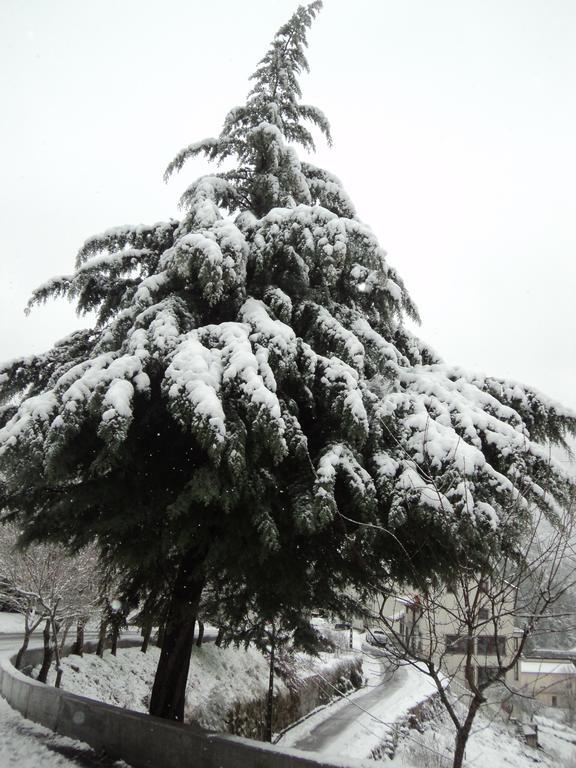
[
  {"xmin": 536, "ymin": 714, "xmax": 576, "ymax": 765},
  {"xmin": 0, "ymin": 611, "xmax": 103, "ymax": 636},
  {"xmin": 387, "ymin": 704, "xmax": 576, "ymax": 768},
  {"xmin": 280, "ymin": 630, "xmax": 576, "ymax": 767}
]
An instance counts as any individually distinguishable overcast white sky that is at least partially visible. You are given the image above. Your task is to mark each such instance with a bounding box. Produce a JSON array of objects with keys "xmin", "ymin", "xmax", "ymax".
[{"xmin": 1, "ymin": 0, "xmax": 575, "ymax": 410}]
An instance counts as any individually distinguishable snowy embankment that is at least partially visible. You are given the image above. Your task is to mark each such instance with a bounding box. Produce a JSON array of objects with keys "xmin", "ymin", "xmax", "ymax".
[
  {"xmin": 387, "ymin": 703, "xmax": 576, "ymax": 768},
  {"xmin": 34, "ymin": 641, "xmax": 357, "ymax": 735},
  {"xmin": 36, "ymin": 643, "xmax": 280, "ymax": 731},
  {"xmin": 536, "ymin": 715, "xmax": 576, "ymax": 765}
]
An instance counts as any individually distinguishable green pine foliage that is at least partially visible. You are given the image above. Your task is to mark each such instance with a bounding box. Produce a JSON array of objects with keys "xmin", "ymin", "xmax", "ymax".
[{"xmin": 1, "ymin": 1, "xmax": 575, "ymax": 613}]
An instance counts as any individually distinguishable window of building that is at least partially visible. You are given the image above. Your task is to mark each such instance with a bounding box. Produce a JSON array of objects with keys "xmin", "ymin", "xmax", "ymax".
[
  {"xmin": 476, "ymin": 635, "xmax": 506, "ymax": 656},
  {"xmin": 445, "ymin": 635, "xmax": 472, "ymax": 654},
  {"xmin": 552, "ymin": 695, "xmax": 558, "ymax": 707},
  {"xmin": 477, "ymin": 666, "xmax": 500, "ymax": 685},
  {"xmin": 478, "ymin": 608, "xmax": 489, "ymax": 621},
  {"xmin": 514, "ymin": 662, "xmax": 519, "ymax": 681}
]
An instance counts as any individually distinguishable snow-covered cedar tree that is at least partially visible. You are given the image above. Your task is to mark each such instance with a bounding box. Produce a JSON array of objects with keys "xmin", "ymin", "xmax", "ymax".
[{"xmin": 1, "ymin": 1, "xmax": 575, "ymax": 720}]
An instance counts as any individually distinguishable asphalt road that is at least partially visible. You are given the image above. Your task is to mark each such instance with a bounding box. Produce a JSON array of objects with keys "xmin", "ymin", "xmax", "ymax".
[
  {"xmin": 289, "ymin": 656, "xmax": 404, "ymax": 753},
  {"xmin": 0, "ymin": 632, "xmax": 42, "ymax": 655},
  {"xmin": 0, "ymin": 626, "xmax": 217, "ymax": 659},
  {"xmin": 0, "ymin": 630, "xmax": 106, "ymax": 656}
]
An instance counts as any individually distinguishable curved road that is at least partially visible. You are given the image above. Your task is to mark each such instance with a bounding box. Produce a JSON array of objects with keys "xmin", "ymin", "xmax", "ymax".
[
  {"xmin": 0, "ymin": 631, "xmax": 99, "ymax": 656},
  {"xmin": 290, "ymin": 658, "xmax": 404, "ymax": 752},
  {"xmin": 0, "ymin": 627, "xmax": 215, "ymax": 658}
]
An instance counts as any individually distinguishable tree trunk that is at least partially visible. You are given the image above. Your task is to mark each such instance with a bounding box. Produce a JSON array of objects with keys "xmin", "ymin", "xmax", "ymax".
[
  {"xmin": 452, "ymin": 697, "xmax": 482, "ymax": 768},
  {"xmin": 149, "ymin": 550, "xmax": 205, "ymax": 721},
  {"xmin": 141, "ymin": 621, "xmax": 153, "ymax": 653},
  {"xmin": 51, "ymin": 615, "xmax": 64, "ymax": 689},
  {"xmin": 453, "ymin": 730, "xmax": 467, "ymax": 768},
  {"xmin": 37, "ymin": 620, "xmax": 53, "ymax": 684},
  {"xmin": 215, "ymin": 626, "xmax": 225, "ymax": 647},
  {"xmin": 196, "ymin": 620, "xmax": 204, "ymax": 648},
  {"xmin": 156, "ymin": 622, "xmax": 165, "ymax": 648},
  {"xmin": 73, "ymin": 620, "xmax": 85, "ymax": 657},
  {"xmin": 59, "ymin": 619, "xmax": 71, "ymax": 654},
  {"xmin": 15, "ymin": 630, "xmax": 31, "ymax": 671},
  {"xmin": 265, "ymin": 628, "xmax": 275, "ymax": 742},
  {"xmin": 111, "ymin": 623, "xmax": 119, "ymax": 656},
  {"xmin": 96, "ymin": 617, "xmax": 107, "ymax": 658}
]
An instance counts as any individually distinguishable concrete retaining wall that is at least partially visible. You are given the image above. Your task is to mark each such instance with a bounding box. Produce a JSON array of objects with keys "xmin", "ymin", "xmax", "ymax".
[{"xmin": 0, "ymin": 642, "xmax": 367, "ymax": 768}]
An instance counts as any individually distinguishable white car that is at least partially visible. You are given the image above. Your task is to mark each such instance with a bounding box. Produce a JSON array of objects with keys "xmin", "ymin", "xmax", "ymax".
[{"xmin": 366, "ymin": 628, "xmax": 389, "ymax": 647}]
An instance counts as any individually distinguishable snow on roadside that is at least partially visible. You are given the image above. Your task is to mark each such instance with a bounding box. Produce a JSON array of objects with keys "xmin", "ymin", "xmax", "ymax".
[
  {"xmin": 293, "ymin": 647, "xmax": 361, "ymax": 681},
  {"xmin": 0, "ymin": 611, "xmax": 104, "ymax": 634},
  {"xmin": 291, "ymin": 635, "xmax": 573, "ymax": 766}
]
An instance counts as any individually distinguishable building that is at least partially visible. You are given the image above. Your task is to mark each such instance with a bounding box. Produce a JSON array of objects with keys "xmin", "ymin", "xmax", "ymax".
[
  {"xmin": 368, "ymin": 581, "xmax": 521, "ymax": 690},
  {"xmin": 364, "ymin": 580, "xmax": 576, "ymax": 713},
  {"xmin": 517, "ymin": 657, "xmax": 576, "ymax": 709}
]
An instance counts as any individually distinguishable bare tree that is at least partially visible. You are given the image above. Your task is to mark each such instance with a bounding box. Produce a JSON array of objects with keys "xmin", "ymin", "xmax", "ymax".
[
  {"xmin": 92, "ymin": 564, "xmax": 132, "ymax": 658},
  {"xmin": 0, "ymin": 528, "xmax": 47, "ymax": 669},
  {"xmin": 373, "ymin": 502, "xmax": 576, "ymax": 768},
  {"xmin": 0, "ymin": 524, "xmax": 99, "ymax": 681}
]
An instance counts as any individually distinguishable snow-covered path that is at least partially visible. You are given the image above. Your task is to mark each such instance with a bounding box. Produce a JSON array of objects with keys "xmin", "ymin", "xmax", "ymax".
[{"xmin": 280, "ymin": 650, "xmax": 438, "ymax": 760}]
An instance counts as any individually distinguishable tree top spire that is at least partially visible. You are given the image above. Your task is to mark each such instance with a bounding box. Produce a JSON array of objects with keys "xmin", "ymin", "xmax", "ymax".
[
  {"xmin": 164, "ymin": 2, "xmax": 341, "ymax": 218},
  {"xmin": 246, "ymin": 0, "xmax": 330, "ymax": 149}
]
